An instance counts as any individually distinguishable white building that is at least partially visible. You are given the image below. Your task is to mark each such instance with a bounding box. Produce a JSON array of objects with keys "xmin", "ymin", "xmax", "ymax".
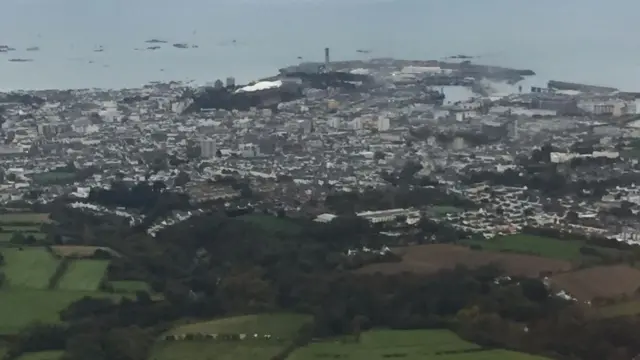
[
  {"xmin": 328, "ymin": 117, "xmax": 341, "ymax": 129},
  {"xmin": 200, "ymin": 138, "xmax": 217, "ymax": 158},
  {"xmin": 351, "ymin": 118, "xmax": 363, "ymax": 130},
  {"xmin": 239, "ymin": 143, "xmax": 260, "ymax": 158},
  {"xmin": 377, "ymin": 117, "xmax": 390, "ymax": 132},
  {"xmin": 356, "ymin": 208, "xmax": 420, "ymax": 223}
]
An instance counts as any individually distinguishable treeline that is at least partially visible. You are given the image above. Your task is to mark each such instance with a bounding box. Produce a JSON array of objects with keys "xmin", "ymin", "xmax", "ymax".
[
  {"xmin": 325, "ymin": 187, "xmax": 474, "ymax": 215},
  {"xmin": 86, "ymin": 181, "xmax": 191, "ymax": 221}
]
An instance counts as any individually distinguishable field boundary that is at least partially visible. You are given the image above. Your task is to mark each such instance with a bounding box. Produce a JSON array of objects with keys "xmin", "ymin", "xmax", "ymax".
[{"xmin": 47, "ymin": 258, "xmax": 71, "ymax": 290}]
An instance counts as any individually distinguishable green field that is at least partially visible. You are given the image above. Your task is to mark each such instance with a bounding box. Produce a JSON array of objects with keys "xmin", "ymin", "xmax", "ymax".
[
  {"xmin": 288, "ymin": 329, "xmax": 548, "ymax": 360},
  {"xmin": 1, "ymin": 225, "xmax": 42, "ymax": 232},
  {"xmin": 152, "ymin": 313, "xmax": 310, "ymax": 360},
  {"xmin": 598, "ymin": 300, "xmax": 640, "ymax": 318},
  {"xmin": 165, "ymin": 313, "xmax": 311, "ymax": 337},
  {"xmin": 463, "ymin": 234, "xmax": 585, "ymax": 261},
  {"xmin": 429, "ymin": 206, "xmax": 463, "ymax": 217},
  {"xmin": 56, "ymin": 260, "xmax": 109, "ymax": 291},
  {"xmin": 151, "ymin": 341, "xmax": 284, "ymax": 360},
  {"xmin": 15, "ymin": 350, "xmax": 64, "ymax": 360},
  {"xmin": 0, "ymin": 232, "xmax": 47, "ymax": 243},
  {"xmin": 110, "ymin": 280, "xmax": 151, "ymax": 293},
  {"xmin": 0, "ymin": 289, "xmax": 122, "ymax": 334},
  {"xmin": 1, "ymin": 248, "xmax": 60, "ymax": 289},
  {"xmin": 238, "ymin": 214, "xmax": 302, "ymax": 234},
  {"xmin": 0, "ymin": 213, "xmax": 50, "ymax": 224}
]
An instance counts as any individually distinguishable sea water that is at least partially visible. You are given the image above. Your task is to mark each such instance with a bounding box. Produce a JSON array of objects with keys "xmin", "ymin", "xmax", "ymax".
[{"xmin": 1, "ymin": 0, "xmax": 640, "ymax": 91}]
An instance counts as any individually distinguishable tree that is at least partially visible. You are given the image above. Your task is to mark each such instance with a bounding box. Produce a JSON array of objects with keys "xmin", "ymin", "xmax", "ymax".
[
  {"xmin": 66, "ymin": 332, "xmax": 106, "ymax": 360},
  {"xmin": 174, "ymin": 171, "xmax": 190, "ymax": 187},
  {"xmin": 566, "ymin": 211, "xmax": 579, "ymax": 224},
  {"xmin": 186, "ymin": 144, "xmax": 201, "ymax": 159},
  {"xmin": 10, "ymin": 232, "xmax": 26, "ymax": 244}
]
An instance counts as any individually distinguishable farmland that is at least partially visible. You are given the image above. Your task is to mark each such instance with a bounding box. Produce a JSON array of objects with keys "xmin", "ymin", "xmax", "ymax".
[
  {"xmin": 0, "ymin": 212, "xmax": 50, "ymax": 243},
  {"xmin": 56, "ymin": 260, "xmax": 110, "ymax": 291},
  {"xmin": 110, "ymin": 280, "xmax": 151, "ymax": 293},
  {"xmin": 151, "ymin": 314, "xmax": 311, "ymax": 360},
  {"xmin": 462, "ymin": 234, "xmax": 587, "ymax": 261},
  {"xmin": 549, "ymin": 265, "xmax": 640, "ymax": 301},
  {"xmin": 0, "ymin": 289, "xmax": 122, "ymax": 334},
  {"xmin": 151, "ymin": 341, "xmax": 285, "ymax": 360},
  {"xmin": 598, "ymin": 300, "xmax": 640, "ymax": 318},
  {"xmin": 164, "ymin": 313, "xmax": 311, "ymax": 337},
  {"xmin": 1, "ymin": 248, "xmax": 60, "ymax": 289},
  {"xmin": 238, "ymin": 214, "xmax": 302, "ymax": 234},
  {"xmin": 0, "ymin": 212, "xmax": 51, "ymax": 224},
  {"xmin": 356, "ymin": 244, "xmax": 572, "ymax": 277},
  {"xmin": 288, "ymin": 329, "xmax": 549, "ymax": 360},
  {"xmin": 15, "ymin": 350, "xmax": 64, "ymax": 360}
]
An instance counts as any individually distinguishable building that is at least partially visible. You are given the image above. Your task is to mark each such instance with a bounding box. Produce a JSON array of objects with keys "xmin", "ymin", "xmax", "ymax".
[
  {"xmin": 225, "ymin": 77, "xmax": 236, "ymax": 88},
  {"xmin": 577, "ymin": 99, "xmax": 636, "ymax": 117},
  {"xmin": 377, "ymin": 117, "xmax": 390, "ymax": 132},
  {"xmin": 239, "ymin": 143, "xmax": 260, "ymax": 157},
  {"xmin": 328, "ymin": 117, "xmax": 341, "ymax": 129},
  {"xmin": 324, "ymin": 47, "xmax": 330, "ymax": 70},
  {"xmin": 200, "ymin": 138, "xmax": 217, "ymax": 158},
  {"xmin": 356, "ymin": 208, "xmax": 420, "ymax": 223}
]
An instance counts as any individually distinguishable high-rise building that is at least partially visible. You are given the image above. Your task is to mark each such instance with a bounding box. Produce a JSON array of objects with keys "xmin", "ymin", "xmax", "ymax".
[
  {"xmin": 200, "ymin": 138, "xmax": 217, "ymax": 158},
  {"xmin": 226, "ymin": 77, "xmax": 236, "ymax": 88}
]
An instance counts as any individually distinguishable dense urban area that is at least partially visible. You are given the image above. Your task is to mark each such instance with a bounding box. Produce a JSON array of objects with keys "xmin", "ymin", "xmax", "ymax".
[{"xmin": 2, "ymin": 51, "xmax": 640, "ymax": 360}]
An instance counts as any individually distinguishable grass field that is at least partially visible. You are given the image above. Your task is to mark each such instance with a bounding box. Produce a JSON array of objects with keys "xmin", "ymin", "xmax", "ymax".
[
  {"xmin": 56, "ymin": 260, "xmax": 109, "ymax": 291},
  {"xmin": 151, "ymin": 313, "xmax": 310, "ymax": 360},
  {"xmin": 110, "ymin": 280, "xmax": 151, "ymax": 293},
  {"xmin": 238, "ymin": 214, "xmax": 302, "ymax": 234},
  {"xmin": 357, "ymin": 244, "xmax": 572, "ymax": 278},
  {"xmin": 0, "ymin": 232, "xmax": 47, "ymax": 243},
  {"xmin": 598, "ymin": 300, "xmax": 640, "ymax": 318},
  {"xmin": 0, "ymin": 289, "xmax": 122, "ymax": 334},
  {"xmin": 288, "ymin": 329, "xmax": 549, "ymax": 360},
  {"xmin": 1, "ymin": 248, "xmax": 60, "ymax": 289},
  {"xmin": 165, "ymin": 313, "xmax": 311, "ymax": 337},
  {"xmin": 151, "ymin": 341, "xmax": 284, "ymax": 360},
  {"xmin": 463, "ymin": 234, "xmax": 585, "ymax": 261},
  {"xmin": 0, "ymin": 213, "xmax": 50, "ymax": 224},
  {"xmin": 1, "ymin": 225, "xmax": 42, "ymax": 232},
  {"xmin": 15, "ymin": 350, "xmax": 65, "ymax": 360}
]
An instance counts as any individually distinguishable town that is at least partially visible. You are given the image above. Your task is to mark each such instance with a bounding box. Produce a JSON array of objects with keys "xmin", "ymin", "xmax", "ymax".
[{"xmin": 2, "ymin": 50, "xmax": 640, "ymax": 360}]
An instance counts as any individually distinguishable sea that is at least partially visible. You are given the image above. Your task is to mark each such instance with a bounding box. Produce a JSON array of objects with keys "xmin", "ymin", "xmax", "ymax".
[{"xmin": 2, "ymin": 0, "xmax": 640, "ymax": 91}]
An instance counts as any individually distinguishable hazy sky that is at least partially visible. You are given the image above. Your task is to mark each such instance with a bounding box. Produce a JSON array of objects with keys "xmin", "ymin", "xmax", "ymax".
[{"xmin": 1, "ymin": 0, "xmax": 640, "ymax": 89}]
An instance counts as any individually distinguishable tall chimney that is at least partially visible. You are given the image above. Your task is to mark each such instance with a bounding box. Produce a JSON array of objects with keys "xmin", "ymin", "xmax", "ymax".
[{"xmin": 324, "ymin": 47, "xmax": 330, "ymax": 68}]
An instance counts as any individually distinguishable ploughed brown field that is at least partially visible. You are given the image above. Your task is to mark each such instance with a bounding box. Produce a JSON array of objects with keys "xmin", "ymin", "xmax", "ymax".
[
  {"xmin": 549, "ymin": 265, "xmax": 640, "ymax": 300},
  {"xmin": 355, "ymin": 244, "xmax": 573, "ymax": 278}
]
